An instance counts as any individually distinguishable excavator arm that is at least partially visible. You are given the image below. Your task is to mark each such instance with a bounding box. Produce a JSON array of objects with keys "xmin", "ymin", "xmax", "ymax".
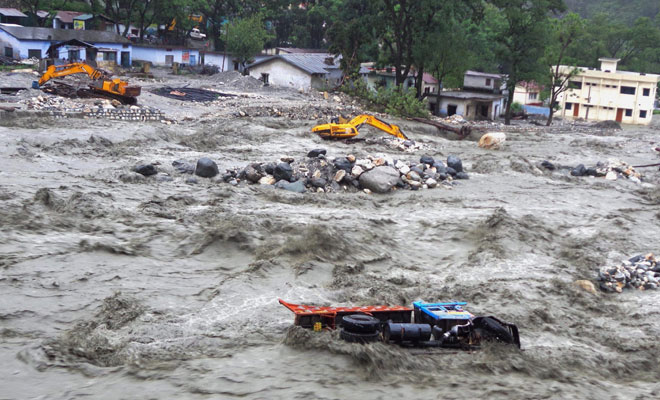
[
  {"xmin": 38, "ymin": 63, "xmax": 105, "ymax": 86},
  {"xmin": 311, "ymin": 114, "xmax": 409, "ymax": 140}
]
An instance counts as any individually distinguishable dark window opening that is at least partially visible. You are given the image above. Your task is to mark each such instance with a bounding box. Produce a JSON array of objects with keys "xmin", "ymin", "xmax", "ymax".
[
  {"xmin": 640, "ymin": 110, "xmax": 647, "ymax": 118},
  {"xmin": 565, "ymin": 102, "xmax": 572, "ymax": 110},
  {"xmin": 447, "ymin": 104, "xmax": 457, "ymax": 116},
  {"xmin": 68, "ymin": 50, "xmax": 80, "ymax": 61},
  {"xmin": 4, "ymin": 47, "xmax": 13, "ymax": 58},
  {"xmin": 620, "ymin": 86, "xmax": 635, "ymax": 95},
  {"xmin": 625, "ymin": 109, "xmax": 632, "ymax": 117},
  {"xmin": 103, "ymin": 52, "xmax": 116, "ymax": 61},
  {"xmin": 424, "ymin": 87, "xmax": 430, "ymax": 94},
  {"xmin": 568, "ymin": 81, "xmax": 582, "ymax": 90},
  {"xmin": 485, "ymin": 78, "xmax": 491, "ymax": 86},
  {"xmin": 643, "ymin": 88, "xmax": 650, "ymax": 96},
  {"xmin": 27, "ymin": 49, "xmax": 41, "ymax": 59},
  {"xmin": 165, "ymin": 55, "xmax": 173, "ymax": 65},
  {"xmin": 260, "ymin": 73, "xmax": 269, "ymax": 84},
  {"xmin": 233, "ymin": 61, "xmax": 239, "ymax": 70}
]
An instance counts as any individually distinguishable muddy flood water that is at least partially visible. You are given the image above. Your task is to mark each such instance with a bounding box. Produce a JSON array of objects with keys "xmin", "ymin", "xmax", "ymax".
[{"xmin": 1, "ymin": 73, "xmax": 660, "ymax": 399}]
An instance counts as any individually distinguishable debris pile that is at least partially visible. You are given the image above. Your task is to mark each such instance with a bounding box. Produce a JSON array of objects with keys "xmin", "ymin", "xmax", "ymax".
[
  {"xmin": 216, "ymin": 151, "xmax": 469, "ymax": 194},
  {"xmin": 566, "ymin": 160, "xmax": 641, "ymax": 182},
  {"xmin": 235, "ymin": 104, "xmax": 362, "ymax": 120},
  {"xmin": 22, "ymin": 95, "xmax": 164, "ymax": 121},
  {"xmin": 598, "ymin": 254, "xmax": 659, "ymax": 292}
]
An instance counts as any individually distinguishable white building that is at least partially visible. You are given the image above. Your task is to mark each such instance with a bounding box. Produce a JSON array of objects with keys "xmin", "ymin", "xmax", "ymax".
[
  {"xmin": 556, "ymin": 58, "xmax": 660, "ymax": 125},
  {"xmin": 435, "ymin": 70, "xmax": 506, "ymax": 119},
  {"xmin": 247, "ymin": 53, "xmax": 342, "ymax": 91}
]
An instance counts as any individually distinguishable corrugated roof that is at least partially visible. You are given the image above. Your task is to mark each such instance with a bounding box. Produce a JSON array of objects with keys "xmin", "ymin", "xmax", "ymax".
[
  {"xmin": 0, "ymin": 8, "xmax": 27, "ymax": 18},
  {"xmin": 0, "ymin": 24, "xmax": 130, "ymax": 44},
  {"xmin": 277, "ymin": 47, "xmax": 328, "ymax": 54},
  {"xmin": 465, "ymin": 70, "xmax": 503, "ymax": 79},
  {"xmin": 248, "ymin": 53, "xmax": 340, "ymax": 75},
  {"xmin": 54, "ymin": 11, "xmax": 84, "ymax": 24}
]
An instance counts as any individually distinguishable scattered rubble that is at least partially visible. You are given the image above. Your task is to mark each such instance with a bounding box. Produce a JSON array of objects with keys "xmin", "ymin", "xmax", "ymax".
[
  {"xmin": 540, "ymin": 159, "xmax": 643, "ymax": 183},
  {"xmin": 152, "ymin": 87, "xmax": 236, "ymax": 102},
  {"xmin": 20, "ymin": 95, "xmax": 164, "ymax": 121},
  {"xmin": 598, "ymin": 253, "xmax": 659, "ymax": 292}
]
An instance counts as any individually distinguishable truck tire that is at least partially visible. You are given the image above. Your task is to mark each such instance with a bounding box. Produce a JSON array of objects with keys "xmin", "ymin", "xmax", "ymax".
[
  {"xmin": 341, "ymin": 314, "xmax": 380, "ymax": 333},
  {"xmin": 340, "ymin": 328, "xmax": 380, "ymax": 344}
]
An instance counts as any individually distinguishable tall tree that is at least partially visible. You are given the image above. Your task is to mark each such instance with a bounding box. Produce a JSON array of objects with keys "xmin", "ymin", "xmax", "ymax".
[
  {"xmin": 489, "ymin": 0, "xmax": 565, "ymax": 125},
  {"xmin": 543, "ymin": 12, "xmax": 585, "ymax": 125},
  {"xmin": 226, "ymin": 14, "xmax": 271, "ymax": 71}
]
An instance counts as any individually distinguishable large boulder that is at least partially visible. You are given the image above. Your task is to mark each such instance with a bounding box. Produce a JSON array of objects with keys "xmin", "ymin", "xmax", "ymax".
[
  {"xmin": 334, "ymin": 157, "xmax": 353, "ymax": 172},
  {"xmin": 307, "ymin": 148, "xmax": 327, "ymax": 158},
  {"xmin": 273, "ymin": 162, "xmax": 294, "ymax": 182},
  {"xmin": 358, "ymin": 166, "xmax": 401, "ymax": 194},
  {"xmin": 447, "ymin": 155, "xmax": 463, "ymax": 172},
  {"xmin": 195, "ymin": 157, "xmax": 219, "ymax": 178},
  {"xmin": 242, "ymin": 163, "xmax": 264, "ymax": 183}
]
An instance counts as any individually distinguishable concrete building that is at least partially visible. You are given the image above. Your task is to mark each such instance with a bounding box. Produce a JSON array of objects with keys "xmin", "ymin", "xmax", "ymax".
[
  {"xmin": 435, "ymin": 70, "xmax": 506, "ymax": 119},
  {"xmin": 556, "ymin": 58, "xmax": 660, "ymax": 125},
  {"xmin": 133, "ymin": 45, "xmax": 201, "ymax": 66},
  {"xmin": 52, "ymin": 11, "xmax": 83, "ymax": 30},
  {"xmin": 247, "ymin": 53, "xmax": 342, "ymax": 91},
  {"xmin": 513, "ymin": 81, "xmax": 542, "ymax": 106},
  {"xmin": 0, "ymin": 24, "xmax": 131, "ymax": 66}
]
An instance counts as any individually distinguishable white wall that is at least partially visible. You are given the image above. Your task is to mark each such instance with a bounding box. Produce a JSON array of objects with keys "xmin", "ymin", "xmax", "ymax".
[
  {"xmin": 248, "ymin": 59, "xmax": 311, "ymax": 91},
  {"xmin": 438, "ymin": 97, "xmax": 468, "ymax": 116},
  {"xmin": 464, "ymin": 74, "xmax": 496, "ymax": 90},
  {"xmin": 133, "ymin": 46, "xmax": 198, "ymax": 66}
]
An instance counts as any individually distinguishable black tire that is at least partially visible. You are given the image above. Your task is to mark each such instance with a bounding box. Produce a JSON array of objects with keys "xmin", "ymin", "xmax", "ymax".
[
  {"xmin": 472, "ymin": 316, "xmax": 515, "ymax": 345},
  {"xmin": 341, "ymin": 314, "xmax": 380, "ymax": 333},
  {"xmin": 340, "ymin": 329, "xmax": 380, "ymax": 344}
]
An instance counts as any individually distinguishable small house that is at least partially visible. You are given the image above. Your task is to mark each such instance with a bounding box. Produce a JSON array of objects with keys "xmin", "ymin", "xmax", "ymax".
[
  {"xmin": 0, "ymin": 8, "xmax": 27, "ymax": 25},
  {"xmin": 513, "ymin": 81, "xmax": 542, "ymax": 106},
  {"xmin": 247, "ymin": 53, "xmax": 342, "ymax": 91},
  {"xmin": 52, "ymin": 11, "xmax": 84, "ymax": 30},
  {"xmin": 0, "ymin": 24, "xmax": 131, "ymax": 65},
  {"xmin": 435, "ymin": 70, "xmax": 507, "ymax": 119}
]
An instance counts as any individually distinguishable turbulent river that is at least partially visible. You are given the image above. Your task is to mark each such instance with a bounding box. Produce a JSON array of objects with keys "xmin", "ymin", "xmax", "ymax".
[{"xmin": 1, "ymin": 88, "xmax": 660, "ymax": 399}]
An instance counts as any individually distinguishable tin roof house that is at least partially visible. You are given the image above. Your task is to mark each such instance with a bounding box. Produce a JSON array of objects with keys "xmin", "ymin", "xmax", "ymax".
[{"xmin": 247, "ymin": 53, "xmax": 342, "ymax": 91}]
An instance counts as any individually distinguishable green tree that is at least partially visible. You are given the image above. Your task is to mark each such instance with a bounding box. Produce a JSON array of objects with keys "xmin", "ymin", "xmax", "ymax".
[
  {"xmin": 489, "ymin": 0, "xmax": 565, "ymax": 125},
  {"xmin": 226, "ymin": 14, "xmax": 271, "ymax": 71},
  {"xmin": 542, "ymin": 13, "xmax": 585, "ymax": 125}
]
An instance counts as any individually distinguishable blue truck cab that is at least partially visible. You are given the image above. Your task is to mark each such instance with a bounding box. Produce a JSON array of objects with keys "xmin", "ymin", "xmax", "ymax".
[{"xmin": 413, "ymin": 301, "xmax": 473, "ymax": 333}]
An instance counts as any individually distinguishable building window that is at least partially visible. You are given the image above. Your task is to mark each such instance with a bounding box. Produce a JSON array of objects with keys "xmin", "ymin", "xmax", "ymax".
[
  {"xmin": 529, "ymin": 92, "xmax": 538, "ymax": 100},
  {"xmin": 424, "ymin": 87, "xmax": 430, "ymax": 94},
  {"xmin": 260, "ymin": 73, "xmax": 269, "ymax": 84},
  {"xmin": 568, "ymin": 81, "xmax": 582, "ymax": 90},
  {"xmin": 485, "ymin": 78, "xmax": 491, "ymax": 86},
  {"xmin": 620, "ymin": 86, "xmax": 635, "ymax": 95},
  {"xmin": 28, "ymin": 49, "xmax": 41, "ymax": 59},
  {"xmin": 565, "ymin": 102, "xmax": 572, "ymax": 110},
  {"xmin": 165, "ymin": 55, "xmax": 174, "ymax": 65},
  {"xmin": 643, "ymin": 88, "xmax": 650, "ymax": 96},
  {"xmin": 103, "ymin": 52, "xmax": 116, "ymax": 61},
  {"xmin": 625, "ymin": 109, "xmax": 632, "ymax": 117},
  {"xmin": 640, "ymin": 110, "xmax": 647, "ymax": 118},
  {"xmin": 68, "ymin": 50, "xmax": 80, "ymax": 61},
  {"xmin": 4, "ymin": 47, "xmax": 12, "ymax": 58}
]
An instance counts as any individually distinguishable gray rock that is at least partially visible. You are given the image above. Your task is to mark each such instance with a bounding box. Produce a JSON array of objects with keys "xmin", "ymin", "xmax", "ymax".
[
  {"xmin": 446, "ymin": 167, "xmax": 457, "ymax": 176},
  {"xmin": 134, "ymin": 164, "xmax": 157, "ymax": 176},
  {"xmin": 185, "ymin": 177, "xmax": 198, "ymax": 184},
  {"xmin": 172, "ymin": 160, "xmax": 195, "ymax": 174},
  {"xmin": 420, "ymin": 155, "xmax": 434, "ymax": 165},
  {"xmin": 273, "ymin": 162, "xmax": 294, "ymax": 182},
  {"xmin": 155, "ymin": 174, "xmax": 173, "ymax": 182},
  {"xmin": 309, "ymin": 177, "xmax": 327, "ymax": 188},
  {"xmin": 264, "ymin": 162, "xmax": 277, "ymax": 175},
  {"xmin": 307, "ymin": 148, "xmax": 327, "ymax": 158},
  {"xmin": 334, "ymin": 157, "xmax": 353, "ymax": 172},
  {"xmin": 242, "ymin": 164, "xmax": 264, "ymax": 183},
  {"xmin": 358, "ymin": 166, "xmax": 400, "ymax": 194},
  {"xmin": 407, "ymin": 171, "xmax": 422, "ymax": 182},
  {"xmin": 541, "ymin": 160, "xmax": 555, "ymax": 170},
  {"xmin": 195, "ymin": 157, "xmax": 219, "ymax": 178},
  {"xmin": 275, "ymin": 179, "xmax": 306, "ymax": 193},
  {"xmin": 447, "ymin": 155, "xmax": 463, "ymax": 172},
  {"xmin": 455, "ymin": 171, "xmax": 469, "ymax": 180}
]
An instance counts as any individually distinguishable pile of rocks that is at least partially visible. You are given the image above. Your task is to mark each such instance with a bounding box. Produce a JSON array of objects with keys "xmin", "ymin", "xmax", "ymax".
[
  {"xmin": 22, "ymin": 95, "xmax": 165, "ymax": 121},
  {"xmin": 565, "ymin": 159, "xmax": 641, "ymax": 183},
  {"xmin": 598, "ymin": 254, "xmax": 659, "ymax": 292},
  {"xmin": 217, "ymin": 150, "xmax": 469, "ymax": 194}
]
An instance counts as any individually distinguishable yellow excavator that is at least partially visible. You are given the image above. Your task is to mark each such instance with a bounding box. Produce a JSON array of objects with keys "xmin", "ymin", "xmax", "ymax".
[
  {"xmin": 312, "ymin": 114, "xmax": 409, "ymax": 140},
  {"xmin": 38, "ymin": 62, "xmax": 141, "ymax": 104}
]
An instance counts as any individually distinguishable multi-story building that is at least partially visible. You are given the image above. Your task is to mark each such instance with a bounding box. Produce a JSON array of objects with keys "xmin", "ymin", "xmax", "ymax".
[{"xmin": 556, "ymin": 58, "xmax": 660, "ymax": 125}]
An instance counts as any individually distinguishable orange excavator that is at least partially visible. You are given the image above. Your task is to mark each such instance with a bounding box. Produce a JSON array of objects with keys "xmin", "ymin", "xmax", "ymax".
[
  {"xmin": 312, "ymin": 114, "xmax": 409, "ymax": 140},
  {"xmin": 38, "ymin": 62, "xmax": 141, "ymax": 104}
]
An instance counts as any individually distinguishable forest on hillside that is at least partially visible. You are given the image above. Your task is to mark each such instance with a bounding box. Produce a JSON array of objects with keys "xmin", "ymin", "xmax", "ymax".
[{"xmin": 565, "ymin": 0, "xmax": 660, "ymax": 24}]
